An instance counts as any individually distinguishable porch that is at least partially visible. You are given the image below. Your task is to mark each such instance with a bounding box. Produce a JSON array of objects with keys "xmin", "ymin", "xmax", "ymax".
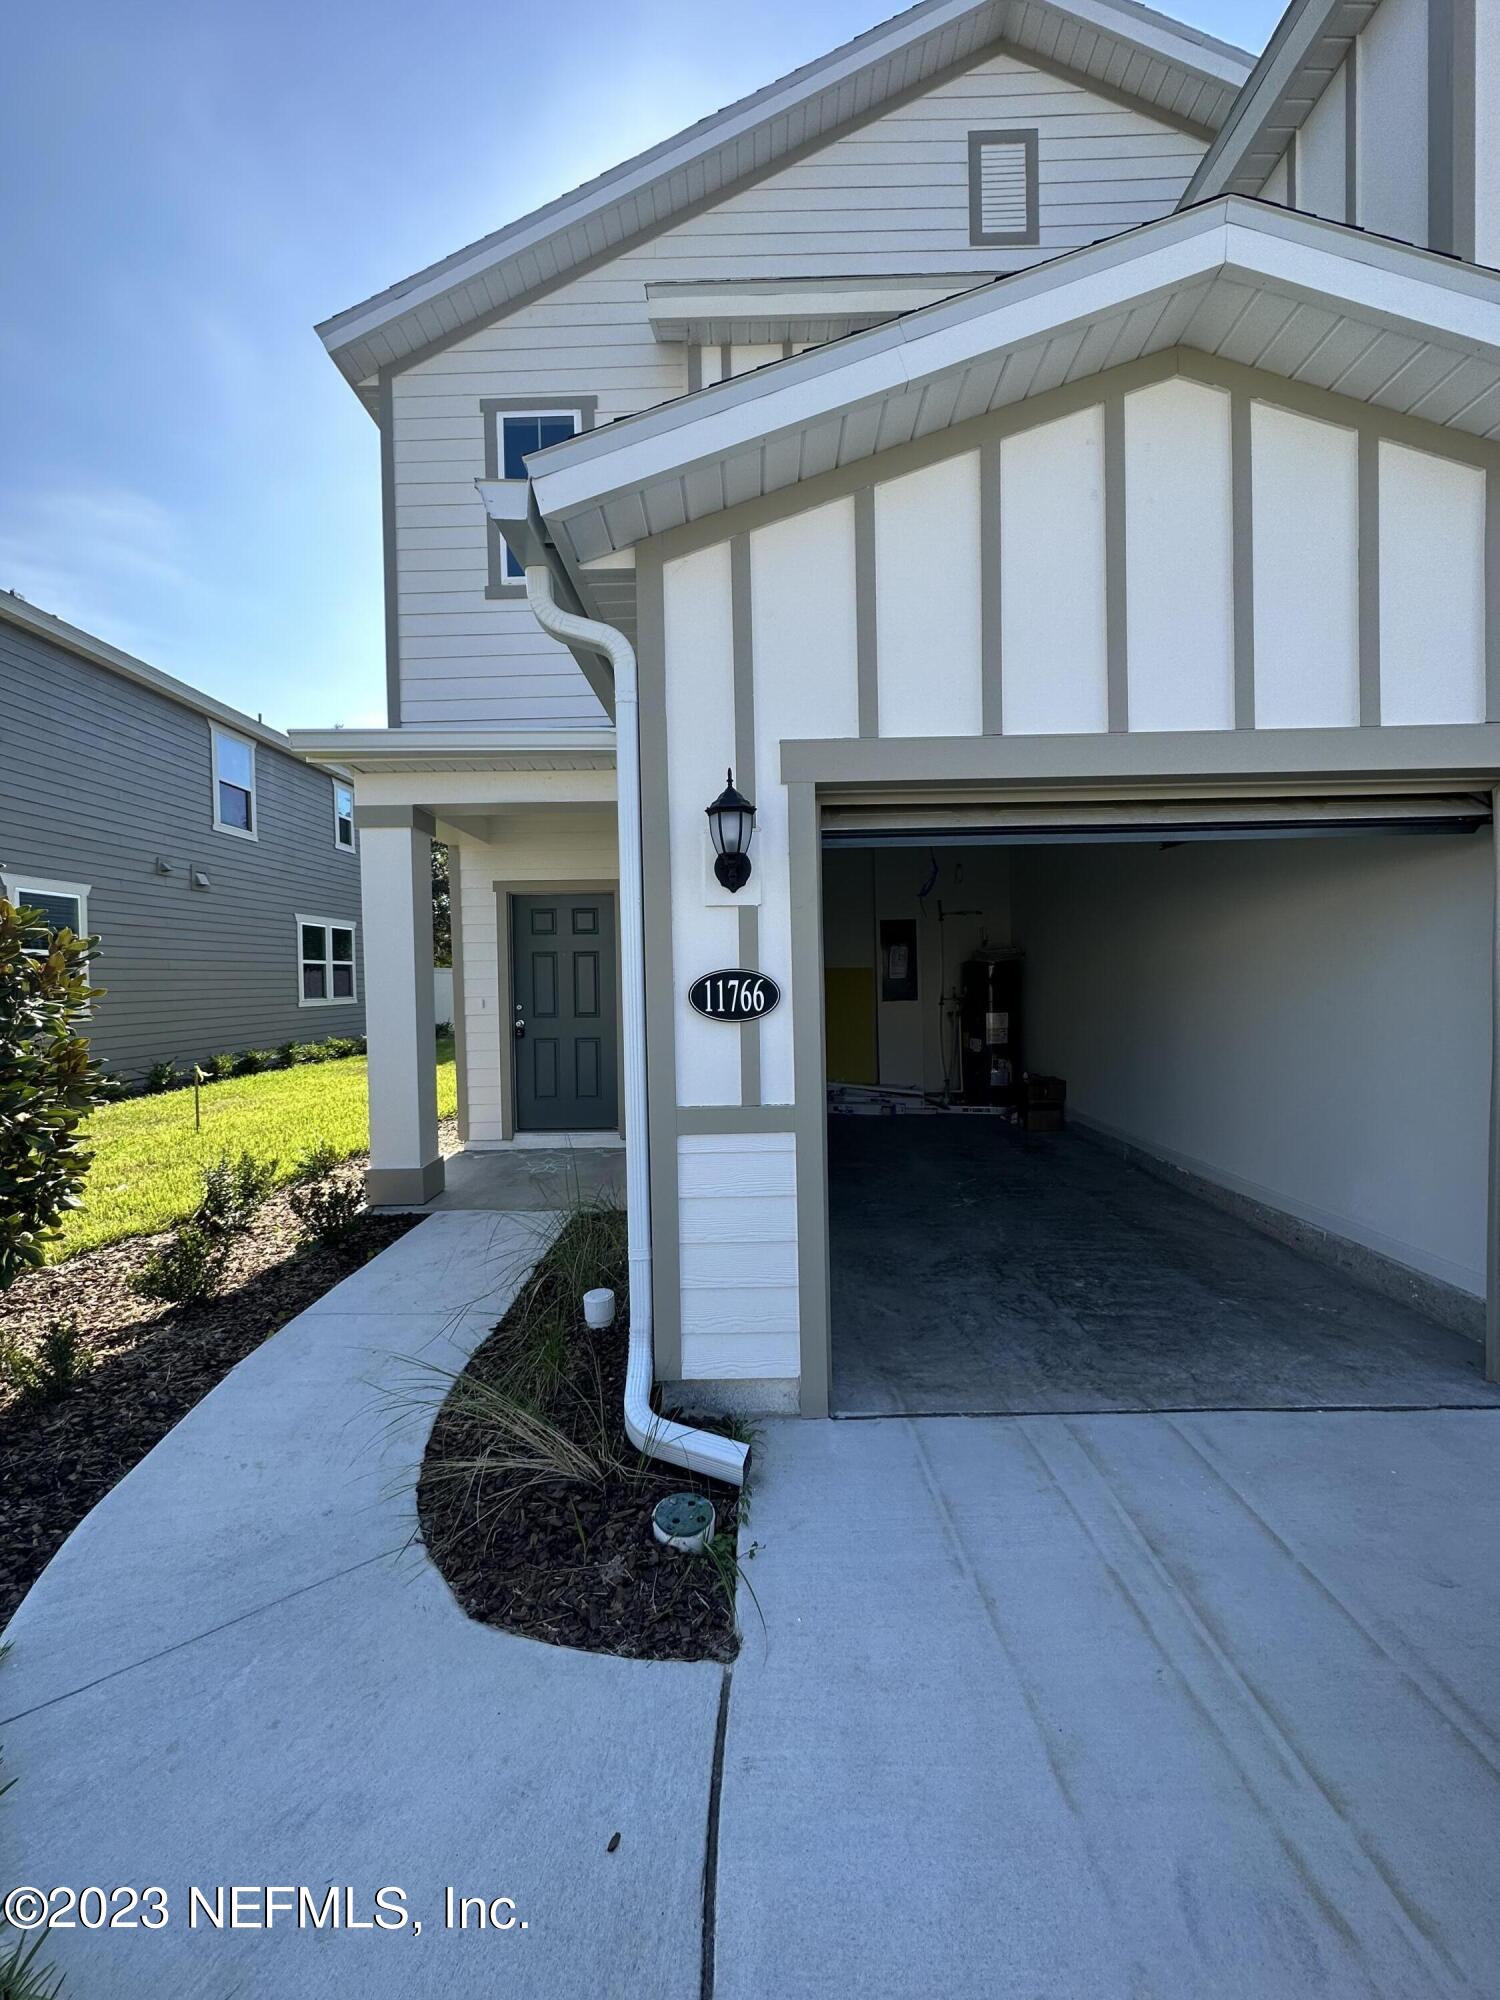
[{"xmin": 287, "ymin": 728, "xmax": 622, "ymax": 1208}]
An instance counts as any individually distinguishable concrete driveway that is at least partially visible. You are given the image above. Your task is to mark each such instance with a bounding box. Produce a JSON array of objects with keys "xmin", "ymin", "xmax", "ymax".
[
  {"xmin": 716, "ymin": 1412, "xmax": 1500, "ymax": 2000},
  {"xmin": 3, "ymin": 1214, "xmax": 1497, "ymax": 1996}
]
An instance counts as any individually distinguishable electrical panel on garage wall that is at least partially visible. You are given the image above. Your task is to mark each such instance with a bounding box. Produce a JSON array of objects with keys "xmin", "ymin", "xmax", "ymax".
[{"xmin": 880, "ymin": 918, "xmax": 919, "ymax": 1002}]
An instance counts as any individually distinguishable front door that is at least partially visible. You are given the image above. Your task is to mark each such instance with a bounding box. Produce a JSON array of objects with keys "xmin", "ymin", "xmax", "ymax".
[{"xmin": 511, "ymin": 892, "xmax": 618, "ymax": 1132}]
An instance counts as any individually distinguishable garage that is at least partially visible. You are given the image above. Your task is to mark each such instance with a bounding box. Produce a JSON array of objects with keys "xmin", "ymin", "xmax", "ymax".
[{"xmin": 822, "ymin": 798, "xmax": 1500, "ymax": 1416}]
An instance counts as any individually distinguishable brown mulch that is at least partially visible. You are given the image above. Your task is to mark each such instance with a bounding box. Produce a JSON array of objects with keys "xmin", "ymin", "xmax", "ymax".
[
  {"xmin": 418, "ymin": 1248, "xmax": 746, "ymax": 1664},
  {"xmin": 0, "ymin": 1183, "xmax": 418, "ymax": 1629}
]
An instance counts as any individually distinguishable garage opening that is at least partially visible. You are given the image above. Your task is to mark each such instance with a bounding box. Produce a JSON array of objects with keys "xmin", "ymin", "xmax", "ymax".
[{"xmin": 821, "ymin": 798, "xmax": 1500, "ymax": 1416}]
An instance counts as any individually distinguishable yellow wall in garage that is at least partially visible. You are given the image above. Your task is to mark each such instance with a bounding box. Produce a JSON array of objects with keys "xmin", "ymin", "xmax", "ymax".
[{"xmin": 826, "ymin": 967, "xmax": 877, "ymax": 1083}]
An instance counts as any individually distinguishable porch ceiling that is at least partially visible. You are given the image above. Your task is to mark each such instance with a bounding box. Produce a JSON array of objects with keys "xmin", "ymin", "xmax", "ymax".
[{"xmin": 526, "ymin": 198, "xmax": 1500, "ymax": 568}]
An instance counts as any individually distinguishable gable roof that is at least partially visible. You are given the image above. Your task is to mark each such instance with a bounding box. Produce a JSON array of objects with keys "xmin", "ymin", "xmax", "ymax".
[
  {"xmin": 0, "ymin": 591, "xmax": 295, "ymax": 753},
  {"xmin": 317, "ymin": 0, "xmax": 1252, "ymax": 403},
  {"xmin": 1182, "ymin": 0, "xmax": 1377, "ymax": 202},
  {"xmin": 506, "ymin": 195, "xmax": 1500, "ymax": 567}
]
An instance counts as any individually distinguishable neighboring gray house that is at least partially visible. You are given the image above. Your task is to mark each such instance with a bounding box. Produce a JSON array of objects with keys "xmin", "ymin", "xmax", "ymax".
[{"xmin": 0, "ymin": 591, "xmax": 364, "ymax": 1081}]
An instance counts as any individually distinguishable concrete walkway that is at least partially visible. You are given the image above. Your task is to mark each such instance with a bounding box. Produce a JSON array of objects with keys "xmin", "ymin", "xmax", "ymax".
[
  {"xmin": 5, "ymin": 1213, "xmax": 1499, "ymax": 1997},
  {"xmin": 0, "ymin": 1212, "xmax": 719, "ymax": 1998}
]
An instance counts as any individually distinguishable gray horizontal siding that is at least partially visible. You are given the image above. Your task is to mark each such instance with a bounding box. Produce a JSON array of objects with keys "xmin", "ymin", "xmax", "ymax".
[{"xmin": 0, "ymin": 621, "xmax": 365, "ymax": 1080}]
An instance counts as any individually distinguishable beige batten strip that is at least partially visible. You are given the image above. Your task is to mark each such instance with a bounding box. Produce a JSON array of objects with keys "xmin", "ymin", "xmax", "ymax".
[
  {"xmin": 854, "ymin": 488, "xmax": 880, "ymax": 738},
  {"xmin": 633, "ymin": 545, "xmax": 684, "ymax": 1381},
  {"xmin": 730, "ymin": 533, "xmax": 762, "ymax": 1108},
  {"xmin": 979, "ymin": 440, "xmax": 1004, "ymax": 734},
  {"xmin": 1490, "ymin": 781, "xmax": 1500, "ymax": 1384},
  {"xmin": 1231, "ymin": 391, "xmax": 1256, "ymax": 731},
  {"xmin": 1358, "ymin": 430, "xmax": 1382, "ymax": 727},
  {"xmin": 786, "ymin": 781, "xmax": 832, "ymax": 1418},
  {"xmin": 1104, "ymin": 394, "xmax": 1129, "ymax": 735}
]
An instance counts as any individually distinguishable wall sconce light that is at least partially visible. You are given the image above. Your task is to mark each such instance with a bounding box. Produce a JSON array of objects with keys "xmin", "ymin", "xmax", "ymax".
[{"xmin": 706, "ymin": 768, "xmax": 756, "ymax": 893}]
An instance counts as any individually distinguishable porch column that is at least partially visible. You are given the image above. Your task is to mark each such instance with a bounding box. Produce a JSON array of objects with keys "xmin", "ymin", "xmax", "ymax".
[{"xmin": 357, "ymin": 805, "xmax": 444, "ymax": 1205}]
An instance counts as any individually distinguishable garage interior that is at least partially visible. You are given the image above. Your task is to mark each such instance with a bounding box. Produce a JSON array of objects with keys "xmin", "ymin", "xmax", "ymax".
[{"xmin": 822, "ymin": 802, "xmax": 1500, "ymax": 1417}]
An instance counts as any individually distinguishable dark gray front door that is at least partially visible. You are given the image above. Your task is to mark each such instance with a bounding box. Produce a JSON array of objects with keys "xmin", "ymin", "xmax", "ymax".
[{"xmin": 512, "ymin": 892, "xmax": 618, "ymax": 1132}]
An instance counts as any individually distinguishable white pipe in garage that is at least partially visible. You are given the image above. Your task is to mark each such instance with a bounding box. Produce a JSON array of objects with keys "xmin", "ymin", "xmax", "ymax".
[{"xmin": 524, "ymin": 566, "xmax": 748, "ymax": 1487}]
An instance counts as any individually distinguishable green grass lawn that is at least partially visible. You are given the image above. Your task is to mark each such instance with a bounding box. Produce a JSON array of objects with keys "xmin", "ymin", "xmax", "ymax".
[{"xmin": 55, "ymin": 1040, "xmax": 457, "ymax": 1260}]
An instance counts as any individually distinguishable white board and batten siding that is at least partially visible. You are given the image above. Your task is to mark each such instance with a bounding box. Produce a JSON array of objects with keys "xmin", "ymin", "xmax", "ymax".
[
  {"xmin": 659, "ymin": 370, "xmax": 1492, "ymax": 1380},
  {"xmin": 1000, "ymin": 405, "xmax": 1109, "ymax": 735},
  {"xmin": 389, "ymin": 45, "xmax": 1207, "ymax": 731},
  {"xmin": 678, "ymin": 1133, "xmax": 800, "ymax": 1380}
]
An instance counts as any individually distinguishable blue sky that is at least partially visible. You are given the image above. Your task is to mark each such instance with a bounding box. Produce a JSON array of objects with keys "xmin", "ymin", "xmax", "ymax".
[{"xmin": 1, "ymin": 0, "xmax": 1283, "ymax": 731}]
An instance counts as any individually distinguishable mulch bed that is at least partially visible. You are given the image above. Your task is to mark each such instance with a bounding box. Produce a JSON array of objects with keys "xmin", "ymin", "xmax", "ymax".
[
  {"xmin": 0, "ymin": 1182, "xmax": 418, "ymax": 1630},
  {"xmin": 418, "ymin": 1234, "xmax": 746, "ymax": 1664}
]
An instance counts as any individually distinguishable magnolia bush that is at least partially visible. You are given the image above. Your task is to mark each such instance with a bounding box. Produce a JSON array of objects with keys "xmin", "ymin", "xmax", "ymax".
[{"xmin": 0, "ymin": 896, "xmax": 104, "ymax": 1288}]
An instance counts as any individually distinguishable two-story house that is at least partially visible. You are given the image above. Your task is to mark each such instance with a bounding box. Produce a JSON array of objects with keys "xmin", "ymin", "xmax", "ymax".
[
  {"xmin": 294, "ymin": 0, "xmax": 1500, "ymax": 1447},
  {"xmin": 2, "ymin": 591, "xmax": 365, "ymax": 1080}
]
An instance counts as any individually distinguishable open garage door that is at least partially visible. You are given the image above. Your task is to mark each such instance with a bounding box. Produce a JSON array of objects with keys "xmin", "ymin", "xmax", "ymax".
[{"xmin": 820, "ymin": 800, "xmax": 1500, "ymax": 1419}]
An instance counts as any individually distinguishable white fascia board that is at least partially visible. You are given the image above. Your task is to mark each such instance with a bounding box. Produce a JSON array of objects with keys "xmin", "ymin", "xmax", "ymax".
[
  {"xmin": 320, "ymin": 0, "xmax": 1250, "ymax": 360},
  {"xmin": 530, "ymin": 202, "xmax": 1500, "ymax": 535},
  {"xmin": 1182, "ymin": 0, "xmax": 1358, "ymax": 203},
  {"xmin": 1218, "ymin": 221, "xmax": 1500, "ymax": 355}
]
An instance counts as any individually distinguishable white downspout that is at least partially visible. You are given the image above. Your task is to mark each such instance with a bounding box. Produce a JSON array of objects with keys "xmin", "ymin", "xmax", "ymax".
[{"xmin": 525, "ymin": 566, "xmax": 748, "ymax": 1488}]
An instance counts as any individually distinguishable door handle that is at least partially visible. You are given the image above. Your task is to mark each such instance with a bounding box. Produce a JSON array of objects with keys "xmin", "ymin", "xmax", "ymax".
[{"xmin": 514, "ymin": 1008, "xmax": 526, "ymax": 1040}]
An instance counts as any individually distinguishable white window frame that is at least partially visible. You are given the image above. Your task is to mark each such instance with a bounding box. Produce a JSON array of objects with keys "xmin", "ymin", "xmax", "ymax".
[
  {"xmin": 211, "ymin": 723, "xmax": 258, "ymax": 840},
  {"xmin": 1, "ymin": 873, "xmax": 91, "ymax": 946},
  {"xmin": 296, "ymin": 913, "xmax": 358, "ymax": 1008},
  {"xmin": 333, "ymin": 778, "xmax": 356, "ymax": 853}
]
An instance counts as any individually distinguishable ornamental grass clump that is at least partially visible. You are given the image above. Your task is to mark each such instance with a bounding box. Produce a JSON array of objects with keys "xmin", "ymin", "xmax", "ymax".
[{"xmin": 0, "ymin": 896, "xmax": 104, "ymax": 1290}]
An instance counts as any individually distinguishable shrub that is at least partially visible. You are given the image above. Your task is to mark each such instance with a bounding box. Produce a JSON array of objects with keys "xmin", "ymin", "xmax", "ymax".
[
  {"xmin": 0, "ymin": 1316, "xmax": 93, "ymax": 1404},
  {"xmin": 145, "ymin": 1058, "xmax": 180, "ymax": 1094},
  {"xmin": 285, "ymin": 1041, "xmax": 324, "ymax": 1066},
  {"xmin": 131, "ymin": 1151, "xmax": 276, "ymax": 1305},
  {"xmin": 0, "ymin": 896, "xmax": 105, "ymax": 1288},
  {"xmin": 133, "ymin": 1221, "xmax": 230, "ymax": 1305},
  {"xmin": 318, "ymin": 1036, "xmax": 361, "ymax": 1061},
  {"xmin": 208, "ymin": 1050, "xmax": 238, "ymax": 1081},
  {"xmin": 234, "ymin": 1048, "xmax": 280, "ymax": 1076},
  {"xmin": 288, "ymin": 1147, "xmax": 364, "ymax": 1247},
  {"xmin": 435, "ymin": 1020, "xmax": 453, "ymax": 1040},
  {"xmin": 197, "ymin": 1151, "xmax": 278, "ymax": 1236}
]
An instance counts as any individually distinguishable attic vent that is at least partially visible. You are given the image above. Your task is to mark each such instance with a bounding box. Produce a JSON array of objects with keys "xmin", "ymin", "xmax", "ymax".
[{"xmin": 968, "ymin": 128, "xmax": 1039, "ymax": 247}]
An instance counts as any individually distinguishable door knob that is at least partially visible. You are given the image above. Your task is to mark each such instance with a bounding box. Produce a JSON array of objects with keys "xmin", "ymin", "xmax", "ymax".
[{"xmin": 514, "ymin": 1008, "xmax": 526, "ymax": 1040}]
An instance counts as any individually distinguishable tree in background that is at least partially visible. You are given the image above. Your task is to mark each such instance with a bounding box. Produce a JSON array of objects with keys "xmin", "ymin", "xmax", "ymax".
[
  {"xmin": 0, "ymin": 898, "xmax": 104, "ymax": 1288},
  {"xmin": 432, "ymin": 840, "xmax": 452, "ymax": 968}
]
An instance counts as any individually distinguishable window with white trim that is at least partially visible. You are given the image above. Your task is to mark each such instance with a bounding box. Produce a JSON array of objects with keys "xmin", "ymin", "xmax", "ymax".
[
  {"xmin": 334, "ymin": 780, "xmax": 355, "ymax": 852},
  {"xmin": 298, "ymin": 916, "xmax": 357, "ymax": 1006},
  {"xmin": 968, "ymin": 128, "xmax": 1039, "ymax": 247},
  {"xmin": 1, "ymin": 874, "xmax": 90, "ymax": 951},
  {"xmin": 212, "ymin": 724, "xmax": 257, "ymax": 837}
]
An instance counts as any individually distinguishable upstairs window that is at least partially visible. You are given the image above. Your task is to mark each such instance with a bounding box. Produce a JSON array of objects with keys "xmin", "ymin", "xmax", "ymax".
[
  {"xmin": 499, "ymin": 413, "xmax": 578, "ymax": 578},
  {"xmin": 482, "ymin": 396, "xmax": 597, "ymax": 598},
  {"xmin": 1, "ymin": 875, "xmax": 89, "ymax": 950},
  {"xmin": 968, "ymin": 128, "xmax": 1039, "ymax": 247},
  {"xmin": 334, "ymin": 780, "xmax": 355, "ymax": 851},
  {"xmin": 212, "ymin": 724, "xmax": 257, "ymax": 837},
  {"xmin": 298, "ymin": 916, "xmax": 357, "ymax": 1005}
]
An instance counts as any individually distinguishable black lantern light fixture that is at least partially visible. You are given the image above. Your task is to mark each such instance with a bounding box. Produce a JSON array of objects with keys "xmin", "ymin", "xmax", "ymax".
[{"xmin": 706, "ymin": 767, "xmax": 756, "ymax": 893}]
